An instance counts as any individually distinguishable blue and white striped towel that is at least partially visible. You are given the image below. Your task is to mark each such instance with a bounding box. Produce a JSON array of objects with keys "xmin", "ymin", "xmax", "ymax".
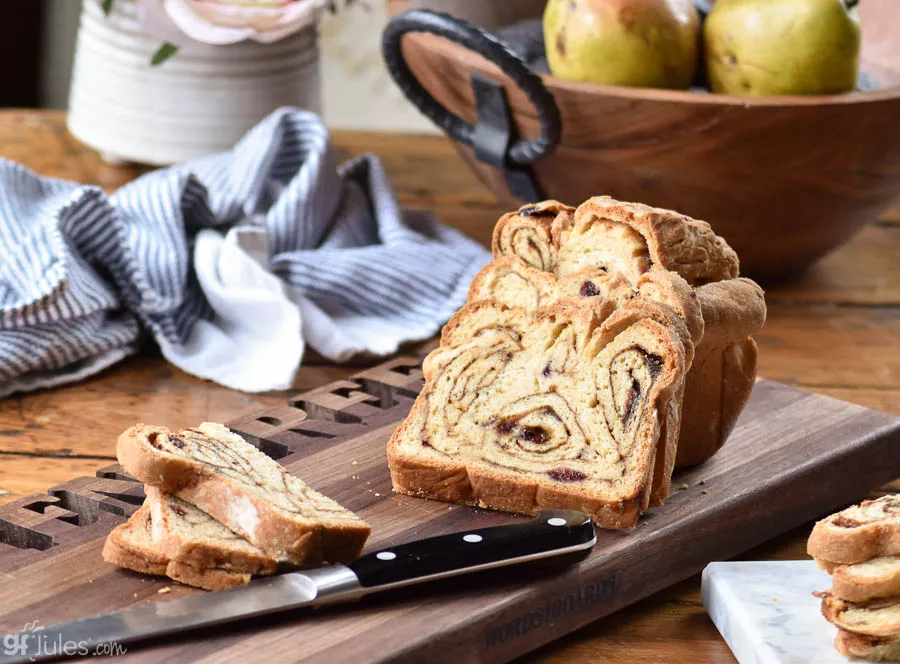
[{"xmin": 0, "ymin": 108, "xmax": 490, "ymax": 396}]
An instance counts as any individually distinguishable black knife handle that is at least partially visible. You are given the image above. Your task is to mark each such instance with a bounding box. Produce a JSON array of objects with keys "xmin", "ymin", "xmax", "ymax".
[{"xmin": 347, "ymin": 510, "xmax": 595, "ymax": 590}]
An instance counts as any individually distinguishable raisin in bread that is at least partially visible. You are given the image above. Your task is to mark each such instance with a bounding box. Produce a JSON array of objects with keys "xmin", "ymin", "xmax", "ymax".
[
  {"xmin": 835, "ymin": 629, "xmax": 900, "ymax": 661},
  {"xmin": 102, "ymin": 505, "xmax": 251, "ymax": 590},
  {"xmin": 144, "ymin": 486, "xmax": 276, "ymax": 575},
  {"xmin": 808, "ymin": 495, "xmax": 900, "ymax": 565},
  {"xmin": 118, "ymin": 422, "xmax": 370, "ymax": 566},
  {"xmin": 388, "ymin": 295, "xmax": 689, "ymax": 528}
]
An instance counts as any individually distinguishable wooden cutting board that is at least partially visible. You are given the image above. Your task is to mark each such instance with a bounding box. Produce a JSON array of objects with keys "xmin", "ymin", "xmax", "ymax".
[{"xmin": 1, "ymin": 357, "xmax": 899, "ymax": 663}]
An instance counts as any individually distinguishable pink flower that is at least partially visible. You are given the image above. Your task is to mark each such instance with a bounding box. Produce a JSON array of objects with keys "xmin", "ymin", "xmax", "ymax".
[{"xmin": 136, "ymin": 0, "xmax": 329, "ymax": 46}]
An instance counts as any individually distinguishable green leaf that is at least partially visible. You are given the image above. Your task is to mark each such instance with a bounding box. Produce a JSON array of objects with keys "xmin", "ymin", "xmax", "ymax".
[
  {"xmin": 101, "ymin": 0, "xmax": 114, "ymax": 16},
  {"xmin": 150, "ymin": 43, "xmax": 179, "ymax": 67}
]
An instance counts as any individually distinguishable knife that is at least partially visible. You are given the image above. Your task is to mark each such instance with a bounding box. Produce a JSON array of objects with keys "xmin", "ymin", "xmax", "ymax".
[{"xmin": 0, "ymin": 509, "xmax": 594, "ymax": 663}]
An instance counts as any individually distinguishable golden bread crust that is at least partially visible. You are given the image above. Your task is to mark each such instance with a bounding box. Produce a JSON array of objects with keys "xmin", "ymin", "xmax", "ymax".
[{"xmin": 560, "ymin": 196, "xmax": 740, "ymax": 285}]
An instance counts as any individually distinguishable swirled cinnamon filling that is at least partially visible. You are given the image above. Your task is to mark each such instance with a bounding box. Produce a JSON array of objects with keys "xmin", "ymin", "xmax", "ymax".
[
  {"xmin": 829, "ymin": 496, "xmax": 900, "ymax": 529},
  {"xmin": 400, "ymin": 299, "xmax": 683, "ymax": 495}
]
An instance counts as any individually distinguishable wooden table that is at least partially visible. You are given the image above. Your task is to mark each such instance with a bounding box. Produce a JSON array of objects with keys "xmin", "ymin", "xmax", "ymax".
[{"xmin": 0, "ymin": 110, "xmax": 898, "ymax": 663}]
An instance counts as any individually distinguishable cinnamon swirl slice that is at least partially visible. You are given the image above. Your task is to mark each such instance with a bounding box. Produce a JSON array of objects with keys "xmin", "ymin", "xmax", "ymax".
[
  {"xmin": 117, "ymin": 422, "xmax": 370, "ymax": 566},
  {"xmin": 491, "ymin": 200, "xmax": 574, "ymax": 272},
  {"xmin": 388, "ymin": 297, "xmax": 689, "ymax": 528}
]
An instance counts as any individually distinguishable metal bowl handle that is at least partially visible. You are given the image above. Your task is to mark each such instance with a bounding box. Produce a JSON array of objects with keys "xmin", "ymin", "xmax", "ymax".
[{"xmin": 382, "ymin": 9, "xmax": 561, "ymax": 167}]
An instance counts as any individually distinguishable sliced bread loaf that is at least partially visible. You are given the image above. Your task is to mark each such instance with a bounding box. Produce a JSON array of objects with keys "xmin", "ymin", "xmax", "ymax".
[
  {"xmin": 479, "ymin": 197, "xmax": 765, "ymax": 469},
  {"xmin": 102, "ymin": 505, "xmax": 251, "ymax": 591},
  {"xmin": 808, "ymin": 495, "xmax": 900, "ymax": 565},
  {"xmin": 118, "ymin": 422, "xmax": 370, "ymax": 565},
  {"xmin": 144, "ymin": 486, "xmax": 276, "ymax": 575},
  {"xmin": 388, "ymin": 296, "xmax": 689, "ymax": 528}
]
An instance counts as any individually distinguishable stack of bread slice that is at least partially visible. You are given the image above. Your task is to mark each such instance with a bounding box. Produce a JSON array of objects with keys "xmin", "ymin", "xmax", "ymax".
[
  {"xmin": 103, "ymin": 422, "xmax": 370, "ymax": 590},
  {"xmin": 809, "ymin": 495, "xmax": 900, "ymax": 660},
  {"xmin": 387, "ymin": 197, "xmax": 766, "ymax": 528},
  {"xmin": 477, "ymin": 197, "xmax": 767, "ymax": 468}
]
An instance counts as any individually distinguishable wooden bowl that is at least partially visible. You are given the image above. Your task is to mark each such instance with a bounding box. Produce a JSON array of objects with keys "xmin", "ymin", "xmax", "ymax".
[{"xmin": 383, "ymin": 7, "xmax": 900, "ymax": 282}]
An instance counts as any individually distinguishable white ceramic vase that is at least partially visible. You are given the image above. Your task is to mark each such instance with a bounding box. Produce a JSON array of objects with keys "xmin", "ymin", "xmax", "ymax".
[{"xmin": 67, "ymin": 0, "xmax": 321, "ymax": 166}]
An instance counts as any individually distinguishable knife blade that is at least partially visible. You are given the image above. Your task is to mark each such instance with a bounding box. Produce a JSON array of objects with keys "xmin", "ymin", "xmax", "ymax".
[{"xmin": 0, "ymin": 509, "xmax": 594, "ymax": 663}]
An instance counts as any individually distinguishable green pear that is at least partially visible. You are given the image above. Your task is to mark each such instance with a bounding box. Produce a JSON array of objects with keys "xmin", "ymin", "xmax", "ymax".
[
  {"xmin": 544, "ymin": 0, "xmax": 701, "ymax": 89},
  {"xmin": 705, "ymin": 0, "xmax": 861, "ymax": 95}
]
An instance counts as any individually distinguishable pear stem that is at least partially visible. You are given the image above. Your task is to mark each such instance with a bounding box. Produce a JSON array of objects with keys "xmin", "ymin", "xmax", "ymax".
[{"xmin": 845, "ymin": 0, "xmax": 859, "ymax": 8}]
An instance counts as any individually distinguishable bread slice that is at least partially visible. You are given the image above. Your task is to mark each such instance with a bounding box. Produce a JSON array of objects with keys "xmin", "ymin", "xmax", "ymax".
[
  {"xmin": 819, "ymin": 591, "xmax": 900, "ymax": 637},
  {"xmin": 491, "ymin": 200, "xmax": 573, "ymax": 272},
  {"xmin": 144, "ymin": 486, "xmax": 276, "ymax": 575},
  {"xmin": 836, "ymin": 629, "xmax": 900, "ymax": 661},
  {"xmin": 102, "ymin": 505, "xmax": 168, "ymax": 576},
  {"xmin": 808, "ymin": 495, "xmax": 900, "ymax": 565},
  {"xmin": 388, "ymin": 295, "xmax": 689, "ymax": 528},
  {"xmin": 553, "ymin": 196, "xmax": 740, "ymax": 286},
  {"xmin": 102, "ymin": 506, "xmax": 250, "ymax": 591},
  {"xmin": 117, "ymin": 422, "xmax": 370, "ymax": 566},
  {"xmin": 817, "ymin": 555, "xmax": 900, "ymax": 603}
]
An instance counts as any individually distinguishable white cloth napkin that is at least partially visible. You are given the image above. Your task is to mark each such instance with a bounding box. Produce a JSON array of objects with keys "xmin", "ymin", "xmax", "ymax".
[{"xmin": 0, "ymin": 108, "xmax": 490, "ymax": 397}]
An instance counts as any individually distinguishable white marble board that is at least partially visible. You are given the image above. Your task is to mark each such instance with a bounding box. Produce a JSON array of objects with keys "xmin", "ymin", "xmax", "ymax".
[{"xmin": 702, "ymin": 560, "xmax": 879, "ymax": 664}]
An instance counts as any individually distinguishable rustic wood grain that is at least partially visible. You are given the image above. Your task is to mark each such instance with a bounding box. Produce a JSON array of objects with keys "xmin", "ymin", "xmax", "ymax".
[
  {"xmin": 0, "ymin": 111, "xmax": 899, "ymax": 663},
  {"xmin": 0, "ymin": 456, "xmax": 112, "ymax": 508},
  {"xmin": 2, "ymin": 367, "xmax": 899, "ymax": 663},
  {"xmin": 758, "ymin": 305, "xmax": 900, "ymax": 388}
]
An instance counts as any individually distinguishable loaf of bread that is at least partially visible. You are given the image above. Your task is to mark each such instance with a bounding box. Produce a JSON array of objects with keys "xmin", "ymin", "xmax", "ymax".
[
  {"xmin": 483, "ymin": 197, "xmax": 765, "ymax": 468},
  {"xmin": 102, "ymin": 505, "xmax": 251, "ymax": 591},
  {"xmin": 117, "ymin": 422, "xmax": 370, "ymax": 566},
  {"xmin": 388, "ymin": 295, "xmax": 690, "ymax": 528}
]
